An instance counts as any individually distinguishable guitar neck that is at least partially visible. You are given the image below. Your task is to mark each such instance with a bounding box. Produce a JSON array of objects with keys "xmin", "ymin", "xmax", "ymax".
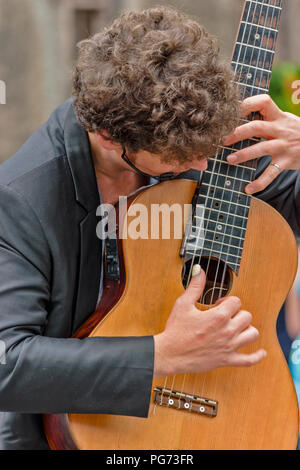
[
  {"xmin": 232, "ymin": 0, "xmax": 283, "ymax": 97},
  {"xmin": 187, "ymin": 0, "xmax": 283, "ymax": 276}
]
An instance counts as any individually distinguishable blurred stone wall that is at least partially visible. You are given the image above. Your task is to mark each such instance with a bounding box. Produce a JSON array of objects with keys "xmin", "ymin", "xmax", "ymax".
[
  {"xmin": 123, "ymin": 0, "xmax": 300, "ymax": 63},
  {"xmin": 0, "ymin": 0, "xmax": 299, "ymax": 163},
  {"xmin": 0, "ymin": 0, "xmax": 117, "ymax": 162}
]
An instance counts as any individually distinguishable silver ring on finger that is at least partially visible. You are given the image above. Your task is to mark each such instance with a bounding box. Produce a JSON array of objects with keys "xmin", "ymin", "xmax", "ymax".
[{"xmin": 269, "ymin": 162, "xmax": 281, "ymax": 173}]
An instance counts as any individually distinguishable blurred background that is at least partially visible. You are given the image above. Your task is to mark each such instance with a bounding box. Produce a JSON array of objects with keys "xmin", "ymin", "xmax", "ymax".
[
  {"xmin": 0, "ymin": 0, "xmax": 299, "ymax": 163},
  {"xmin": 0, "ymin": 0, "xmax": 300, "ymax": 361},
  {"xmin": 0, "ymin": 0, "xmax": 300, "ymax": 444}
]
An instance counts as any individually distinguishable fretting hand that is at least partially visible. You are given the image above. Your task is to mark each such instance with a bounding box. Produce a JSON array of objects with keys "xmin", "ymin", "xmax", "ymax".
[{"xmin": 223, "ymin": 94, "xmax": 300, "ymax": 195}]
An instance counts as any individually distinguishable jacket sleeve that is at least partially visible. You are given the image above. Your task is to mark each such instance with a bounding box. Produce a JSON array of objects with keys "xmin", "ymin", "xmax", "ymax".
[
  {"xmin": 0, "ymin": 184, "xmax": 154, "ymax": 416},
  {"xmin": 254, "ymin": 155, "xmax": 300, "ymax": 238}
]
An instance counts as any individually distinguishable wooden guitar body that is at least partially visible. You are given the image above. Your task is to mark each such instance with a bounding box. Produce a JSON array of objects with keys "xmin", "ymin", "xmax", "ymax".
[{"xmin": 44, "ymin": 179, "xmax": 299, "ymax": 450}]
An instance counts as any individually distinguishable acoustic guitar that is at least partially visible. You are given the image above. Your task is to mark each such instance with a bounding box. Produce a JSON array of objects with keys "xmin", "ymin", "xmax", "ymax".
[{"xmin": 44, "ymin": 0, "xmax": 299, "ymax": 449}]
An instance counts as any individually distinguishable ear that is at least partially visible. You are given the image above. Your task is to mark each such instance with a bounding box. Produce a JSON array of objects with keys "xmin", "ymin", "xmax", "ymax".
[{"xmin": 95, "ymin": 131, "xmax": 122, "ymax": 151}]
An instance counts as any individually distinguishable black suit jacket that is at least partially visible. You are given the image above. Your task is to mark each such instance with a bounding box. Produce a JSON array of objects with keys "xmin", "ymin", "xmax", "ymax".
[
  {"xmin": 0, "ymin": 98, "xmax": 299, "ymax": 449},
  {"xmin": 0, "ymin": 99, "xmax": 154, "ymax": 449}
]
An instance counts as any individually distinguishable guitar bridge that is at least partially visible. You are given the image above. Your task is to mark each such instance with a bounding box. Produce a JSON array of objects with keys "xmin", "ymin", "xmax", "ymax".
[{"xmin": 153, "ymin": 387, "xmax": 218, "ymax": 418}]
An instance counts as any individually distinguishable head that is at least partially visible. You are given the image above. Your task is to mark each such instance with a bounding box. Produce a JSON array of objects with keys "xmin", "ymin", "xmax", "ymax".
[{"xmin": 73, "ymin": 5, "xmax": 240, "ymax": 173}]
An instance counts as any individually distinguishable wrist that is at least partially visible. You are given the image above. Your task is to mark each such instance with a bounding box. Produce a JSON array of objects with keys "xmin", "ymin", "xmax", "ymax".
[{"xmin": 153, "ymin": 333, "xmax": 175, "ymax": 379}]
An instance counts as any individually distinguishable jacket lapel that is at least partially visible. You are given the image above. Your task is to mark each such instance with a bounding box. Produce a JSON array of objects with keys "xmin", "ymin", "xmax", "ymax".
[
  {"xmin": 73, "ymin": 210, "xmax": 102, "ymax": 333},
  {"xmin": 63, "ymin": 100, "xmax": 102, "ymax": 333}
]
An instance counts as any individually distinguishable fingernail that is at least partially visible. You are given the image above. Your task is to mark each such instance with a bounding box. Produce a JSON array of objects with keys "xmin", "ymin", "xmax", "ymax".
[
  {"xmin": 245, "ymin": 185, "xmax": 254, "ymax": 195},
  {"xmin": 192, "ymin": 264, "xmax": 201, "ymax": 277},
  {"xmin": 227, "ymin": 155, "xmax": 238, "ymax": 163}
]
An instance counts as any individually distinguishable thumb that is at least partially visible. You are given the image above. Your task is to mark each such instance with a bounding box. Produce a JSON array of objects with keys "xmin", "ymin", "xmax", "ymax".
[
  {"xmin": 183, "ymin": 264, "xmax": 206, "ymax": 304},
  {"xmin": 214, "ymin": 296, "xmax": 227, "ymax": 307}
]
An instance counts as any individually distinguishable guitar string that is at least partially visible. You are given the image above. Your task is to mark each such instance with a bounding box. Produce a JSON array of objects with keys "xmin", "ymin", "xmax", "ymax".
[
  {"xmin": 158, "ymin": 173, "xmax": 203, "ymax": 408},
  {"xmin": 202, "ymin": 0, "xmax": 280, "ymax": 442},
  {"xmin": 239, "ymin": 0, "xmax": 282, "ymax": 449},
  {"xmin": 210, "ymin": 0, "xmax": 282, "ymax": 412},
  {"xmin": 159, "ymin": 2, "xmax": 254, "ymax": 406},
  {"xmin": 172, "ymin": 0, "xmax": 256, "ymax": 408},
  {"xmin": 190, "ymin": 0, "xmax": 259, "ymax": 405},
  {"xmin": 200, "ymin": 0, "xmax": 260, "ymax": 317},
  {"xmin": 207, "ymin": 1, "xmax": 260, "ymax": 308},
  {"xmin": 174, "ymin": 0, "xmax": 256, "ymax": 407},
  {"xmin": 214, "ymin": 0, "xmax": 280, "ymax": 331},
  {"xmin": 188, "ymin": 0, "xmax": 277, "ymax": 411},
  {"xmin": 196, "ymin": 0, "xmax": 264, "ymax": 405},
  {"xmin": 182, "ymin": 0, "xmax": 281, "ymax": 430},
  {"xmin": 158, "ymin": 0, "xmax": 280, "ymax": 414},
  {"xmin": 220, "ymin": 0, "xmax": 271, "ymax": 439}
]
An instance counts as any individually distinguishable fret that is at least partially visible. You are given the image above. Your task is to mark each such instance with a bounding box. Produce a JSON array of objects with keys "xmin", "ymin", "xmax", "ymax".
[
  {"xmin": 187, "ymin": 237, "xmax": 243, "ymax": 253},
  {"xmin": 240, "ymin": 20, "xmax": 277, "ymax": 33},
  {"xmin": 237, "ymin": 23, "xmax": 277, "ymax": 55},
  {"xmin": 232, "ymin": 46, "xmax": 274, "ymax": 83},
  {"xmin": 235, "ymin": 42, "xmax": 275, "ymax": 54},
  {"xmin": 233, "ymin": 44, "xmax": 273, "ymax": 78},
  {"xmin": 185, "ymin": 250, "xmax": 241, "ymax": 268},
  {"xmin": 196, "ymin": 209, "xmax": 248, "ymax": 226},
  {"xmin": 233, "ymin": 64, "xmax": 271, "ymax": 92},
  {"xmin": 187, "ymin": 217, "xmax": 247, "ymax": 248},
  {"xmin": 220, "ymin": 140, "xmax": 261, "ymax": 152},
  {"xmin": 186, "ymin": 245, "xmax": 242, "ymax": 260},
  {"xmin": 246, "ymin": 1, "xmax": 282, "ymax": 12},
  {"xmin": 219, "ymin": 143, "xmax": 259, "ymax": 153},
  {"xmin": 192, "ymin": 226, "xmax": 245, "ymax": 243},
  {"xmin": 199, "ymin": 194, "xmax": 249, "ymax": 209},
  {"xmin": 194, "ymin": 210, "xmax": 248, "ymax": 230},
  {"xmin": 192, "ymin": 216, "xmax": 246, "ymax": 238},
  {"xmin": 220, "ymin": 134, "xmax": 261, "ymax": 142},
  {"xmin": 204, "ymin": 170, "xmax": 252, "ymax": 185},
  {"xmin": 188, "ymin": 225, "xmax": 245, "ymax": 247},
  {"xmin": 188, "ymin": 230, "xmax": 244, "ymax": 252},
  {"xmin": 200, "ymin": 177, "xmax": 251, "ymax": 202},
  {"xmin": 197, "ymin": 193, "xmax": 250, "ymax": 215},
  {"xmin": 235, "ymin": 84, "xmax": 266, "ymax": 97},
  {"xmin": 234, "ymin": 0, "xmax": 281, "ymax": 82},
  {"xmin": 201, "ymin": 182, "xmax": 251, "ymax": 202},
  {"xmin": 232, "ymin": 61, "xmax": 272, "ymax": 74},
  {"xmin": 235, "ymin": 81, "xmax": 268, "ymax": 92},
  {"xmin": 197, "ymin": 208, "xmax": 250, "ymax": 232},
  {"xmin": 243, "ymin": 2, "xmax": 281, "ymax": 29},
  {"xmin": 182, "ymin": 0, "xmax": 282, "ymax": 274},
  {"xmin": 209, "ymin": 157, "xmax": 256, "ymax": 172},
  {"xmin": 212, "ymin": 154, "xmax": 256, "ymax": 168}
]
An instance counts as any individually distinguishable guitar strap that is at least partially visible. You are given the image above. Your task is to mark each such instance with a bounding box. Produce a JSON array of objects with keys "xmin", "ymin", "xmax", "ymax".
[{"xmin": 104, "ymin": 236, "xmax": 120, "ymax": 280}]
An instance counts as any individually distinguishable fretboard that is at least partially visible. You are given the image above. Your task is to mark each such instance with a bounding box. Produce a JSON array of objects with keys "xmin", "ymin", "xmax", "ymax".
[
  {"xmin": 233, "ymin": 0, "xmax": 282, "ymax": 96},
  {"xmin": 187, "ymin": 0, "xmax": 282, "ymax": 275}
]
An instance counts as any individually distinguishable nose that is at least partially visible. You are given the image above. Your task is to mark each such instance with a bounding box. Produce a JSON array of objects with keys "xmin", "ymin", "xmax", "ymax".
[
  {"xmin": 189, "ymin": 158, "xmax": 208, "ymax": 172},
  {"xmin": 174, "ymin": 158, "xmax": 208, "ymax": 175},
  {"xmin": 201, "ymin": 159, "xmax": 208, "ymax": 171}
]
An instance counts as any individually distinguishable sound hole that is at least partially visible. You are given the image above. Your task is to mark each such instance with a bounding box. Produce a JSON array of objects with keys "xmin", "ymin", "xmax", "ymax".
[{"xmin": 181, "ymin": 256, "xmax": 232, "ymax": 305}]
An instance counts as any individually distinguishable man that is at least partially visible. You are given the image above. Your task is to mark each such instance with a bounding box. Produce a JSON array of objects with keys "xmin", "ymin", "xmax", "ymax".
[{"xmin": 0, "ymin": 6, "xmax": 299, "ymax": 450}]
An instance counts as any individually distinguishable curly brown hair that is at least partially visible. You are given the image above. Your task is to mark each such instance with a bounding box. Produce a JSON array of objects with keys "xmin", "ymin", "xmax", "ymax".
[{"xmin": 73, "ymin": 5, "xmax": 240, "ymax": 163}]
